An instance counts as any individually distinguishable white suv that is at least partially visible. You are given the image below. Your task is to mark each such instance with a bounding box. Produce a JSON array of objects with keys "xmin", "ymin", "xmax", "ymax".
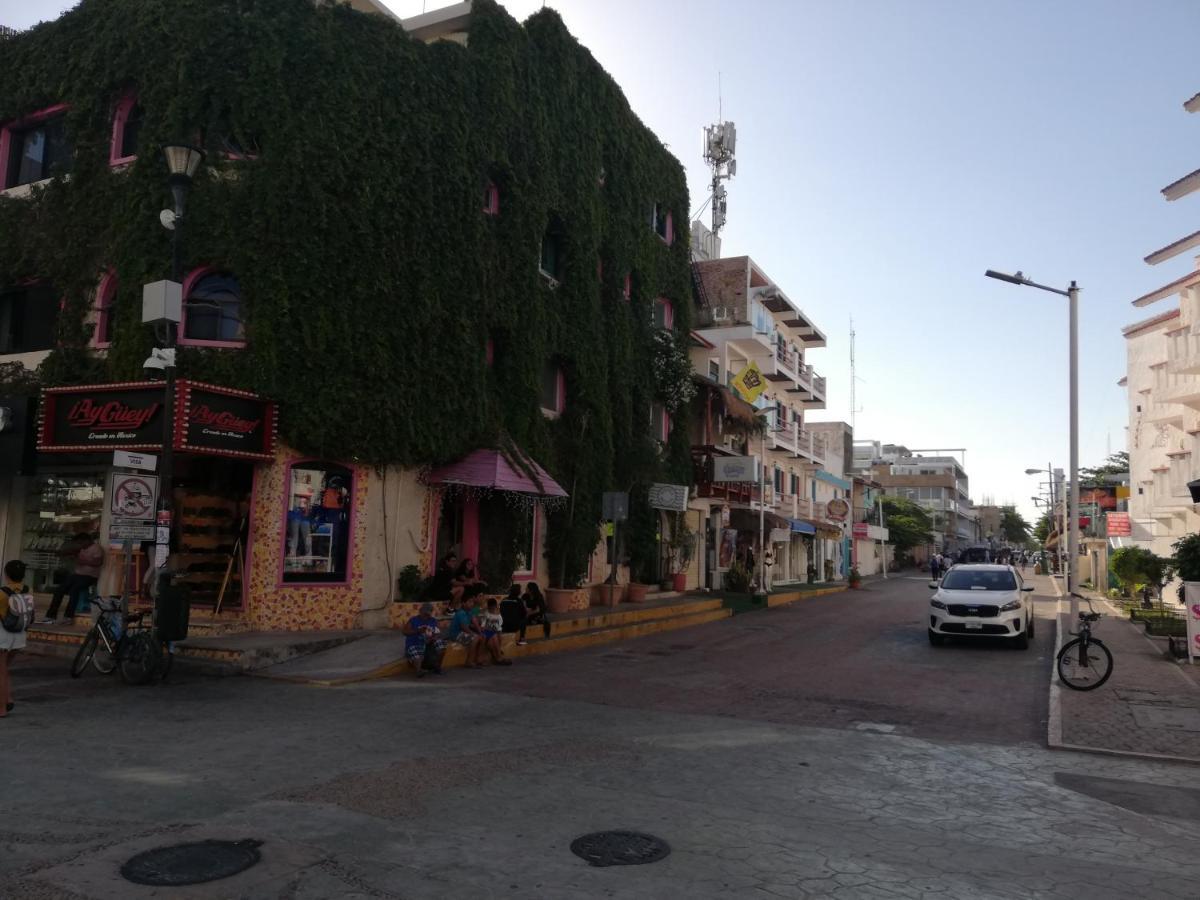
[{"xmin": 928, "ymin": 564, "xmax": 1035, "ymax": 649}]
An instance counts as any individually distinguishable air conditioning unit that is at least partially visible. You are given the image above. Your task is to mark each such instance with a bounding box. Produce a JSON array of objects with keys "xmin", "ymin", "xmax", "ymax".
[{"xmin": 711, "ymin": 306, "xmax": 730, "ymax": 323}]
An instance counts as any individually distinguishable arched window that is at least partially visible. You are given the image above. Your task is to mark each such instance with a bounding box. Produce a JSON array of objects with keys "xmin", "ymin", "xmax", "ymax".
[
  {"xmin": 283, "ymin": 462, "xmax": 353, "ymax": 584},
  {"xmin": 110, "ymin": 93, "xmax": 142, "ymax": 165},
  {"xmin": 91, "ymin": 270, "xmax": 116, "ymax": 348},
  {"xmin": 181, "ymin": 270, "xmax": 245, "ymax": 346}
]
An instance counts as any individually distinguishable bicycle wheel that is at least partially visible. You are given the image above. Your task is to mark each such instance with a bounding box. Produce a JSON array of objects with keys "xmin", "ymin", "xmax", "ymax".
[
  {"xmin": 70, "ymin": 628, "xmax": 99, "ymax": 678},
  {"xmin": 119, "ymin": 632, "xmax": 161, "ymax": 685},
  {"xmin": 1057, "ymin": 637, "xmax": 1113, "ymax": 691},
  {"xmin": 92, "ymin": 631, "xmax": 117, "ymax": 675}
]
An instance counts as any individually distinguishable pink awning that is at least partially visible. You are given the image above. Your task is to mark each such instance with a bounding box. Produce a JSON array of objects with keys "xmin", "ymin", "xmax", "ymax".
[{"xmin": 426, "ymin": 447, "xmax": 568, "ymax": 498}]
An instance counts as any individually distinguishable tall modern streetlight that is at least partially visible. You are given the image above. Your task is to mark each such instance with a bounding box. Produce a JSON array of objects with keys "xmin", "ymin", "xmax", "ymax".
[
  {"xmin": 142, "ymin": 143, "xmax": 205, "ymax": 575},
  {"xmin": 989, "ymin": 268, "xmax": 1081, "ymax": 619}
]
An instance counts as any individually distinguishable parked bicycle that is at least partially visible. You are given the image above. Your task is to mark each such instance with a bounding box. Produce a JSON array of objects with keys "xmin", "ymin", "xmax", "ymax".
[
  {"xmin": 1056, "ymin": 593, "xmax": 1113, "ymax": 691},
  {"xmin": 70, "ymin": 597, "xmax": 173, "ymax": 684}
]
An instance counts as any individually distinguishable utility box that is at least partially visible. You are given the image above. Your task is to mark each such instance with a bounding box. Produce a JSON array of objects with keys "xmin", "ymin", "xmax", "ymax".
[{"xmin": 142, "ymin": 280, "xmax": 182, "ymax": 325}]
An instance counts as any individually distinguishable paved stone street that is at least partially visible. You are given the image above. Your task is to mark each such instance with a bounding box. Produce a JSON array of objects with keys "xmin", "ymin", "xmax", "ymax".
[{"xmin": 5, "ymin": 575, "xmax": 1200, "ymax": 899}]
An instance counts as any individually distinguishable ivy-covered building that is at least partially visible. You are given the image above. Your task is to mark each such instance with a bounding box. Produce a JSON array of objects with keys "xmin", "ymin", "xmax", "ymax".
[{"xmin": 0, "ymin": 0, "xmax": 695, "ymax": 630}]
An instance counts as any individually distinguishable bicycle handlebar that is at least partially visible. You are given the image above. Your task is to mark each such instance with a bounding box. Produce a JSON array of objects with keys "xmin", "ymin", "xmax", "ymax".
[{"xmin": 1067, "ymin": 591, "xmax": 1101, "ymax": 621}]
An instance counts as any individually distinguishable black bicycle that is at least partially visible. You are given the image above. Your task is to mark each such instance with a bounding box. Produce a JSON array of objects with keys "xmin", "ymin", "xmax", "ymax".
[
  {"xmin": 1056, "ymin": 593, "xmax": 1113, "ymax": 691},
  {"xmin": 70, "ymin": 597, "xmax": 173, "ymax": 684}
]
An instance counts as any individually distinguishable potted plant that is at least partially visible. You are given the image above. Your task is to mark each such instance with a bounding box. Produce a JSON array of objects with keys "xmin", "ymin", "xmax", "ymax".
[
  {"xmin": 666, "ymin": 512, "xmax": 696, "ymax": 593},
  {"xmin": 1172, "ymin": 532, "xmax": 1200, "ymax": 615},
  {"xmin": 848, "ymin": 566, "xmax": 862, "ymax": 589}
]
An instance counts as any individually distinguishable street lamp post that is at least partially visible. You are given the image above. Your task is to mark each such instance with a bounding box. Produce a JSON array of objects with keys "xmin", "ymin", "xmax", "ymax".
[
  {"xmin": 148, "ymin": 144, "xmax": 205, "ymax": 574},
  {"xmin": 993, "ymin": 268, "xmax": 1081, "ymax": 620}
]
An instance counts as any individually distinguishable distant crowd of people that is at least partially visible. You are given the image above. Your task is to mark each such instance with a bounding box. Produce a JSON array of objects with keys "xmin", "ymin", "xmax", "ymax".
[
  {"xmin": 930, "ymin": 548, "xmax": 1032, "ymax": 580},
  {"xmin": 400, "ymin": 552, "xmax": 551, "ymax": 677}
]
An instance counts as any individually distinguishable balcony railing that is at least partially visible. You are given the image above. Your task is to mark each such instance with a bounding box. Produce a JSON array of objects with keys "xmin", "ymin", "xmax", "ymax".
[{"xmin": 1168, "ymin": 327, "xmax": 1200, "ymax": 376}]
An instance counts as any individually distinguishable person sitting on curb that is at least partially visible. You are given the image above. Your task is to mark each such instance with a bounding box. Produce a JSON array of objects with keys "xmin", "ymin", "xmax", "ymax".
[
  {"xmin": 500, "ymin": 584, "xmax": 528, "ymax": 645},
  {"xmin": 480, "ymin": 597, "xmax": 512, "ymax": 665},
  {"xmin": 402, "ymin": 602, "xmax": 446, "ymax": 678},
  {"xmin": 522, "ymin": 583, "xmax": 551, "ymax": 641},
  {"xmin": 447, "ymin": 585, "xmax": 485, "ymax": 668}
]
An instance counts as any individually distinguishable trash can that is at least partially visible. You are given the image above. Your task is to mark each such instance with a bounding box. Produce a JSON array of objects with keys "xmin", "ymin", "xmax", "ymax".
[{"xmin": 154, "ymin": 577, "xmax": 191, "ymax": 643}]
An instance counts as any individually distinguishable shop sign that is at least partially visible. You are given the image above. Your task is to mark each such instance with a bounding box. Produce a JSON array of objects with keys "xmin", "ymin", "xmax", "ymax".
[
  {"xmin": 174, "ymin": 381, "xmax": 277, "ymax": 461},
  {"xmin": 114, "ymin": 450, "xmax": 157, "ymax": 471},
  {"xmin": 1183, "ymin": 584, "xmax": 1200, "ymax": 664},
  {"xmin": 769, "ymin": 527, "xmax": 790, "ymax": 544},
  {"xmin": 731, "ymin": 362, "xmax": 766, "ymax": 403},
  {"xmin": 38, "ymin": 382, "xmax": 166, "ymax": 452},
  {"xmin": 826, "ymin": 498, "xmax": 850, "ymax": 521},
  {"xmin": 852, "ymin": 522, "xmax": 870, "ymax": 539},
  {"xmin": 602, "ymin": 491, "xmax": 629, "ymax": 521},
  {"xmin": 1106, "ymin": 513, "xmax": 1131, "ymax": 536},
  {"xmin": 721, "ymin": 505, "xmax": 731, "ymax": 527},
  {"xmin": 648, "ymin": 482, "xmax": 688, "ymax": 511},
  {"xmin": 712, "ymin": 456, "xmax": 758, "ymax": 482}
]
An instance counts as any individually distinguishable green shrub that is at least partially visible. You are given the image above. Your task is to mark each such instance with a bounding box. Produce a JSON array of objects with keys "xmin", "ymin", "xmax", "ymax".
[{"xmin": 723, "ymin": 561, "xmax": 753, "ymax": 594}]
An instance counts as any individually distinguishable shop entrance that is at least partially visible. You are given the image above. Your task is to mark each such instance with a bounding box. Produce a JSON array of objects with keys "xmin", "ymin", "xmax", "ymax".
[
  {"xmin": 434, "ymin": 490, "xmax": 538, "ymax": 589},
  {"xmin": 172, "ymin": 456, "xmax": 253, "ymax": 608}
]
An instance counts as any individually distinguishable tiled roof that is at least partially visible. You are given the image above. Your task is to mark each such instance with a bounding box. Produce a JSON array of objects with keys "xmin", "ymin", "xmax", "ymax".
[{"xmin": 693, "ymin": 257, "xmax": 749, "ymax": 308}]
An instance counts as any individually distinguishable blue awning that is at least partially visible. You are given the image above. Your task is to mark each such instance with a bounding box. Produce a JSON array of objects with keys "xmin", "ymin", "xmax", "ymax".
[{"xmin": 789, "ymin": 519, "xmax": 816, "ymax": 534}]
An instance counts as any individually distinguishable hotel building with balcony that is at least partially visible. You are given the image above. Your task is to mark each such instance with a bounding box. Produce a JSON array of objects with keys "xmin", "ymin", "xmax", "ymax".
[
  {"xmin": 1122, "ymin": 88, "xmax": 1200, "ymax": 558},
  {"xmin": 686, "ymin": 247, "xmax": 840, "ymax": 589}
]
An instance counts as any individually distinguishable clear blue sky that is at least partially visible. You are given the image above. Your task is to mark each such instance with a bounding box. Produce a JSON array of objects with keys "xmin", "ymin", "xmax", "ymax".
[{"xmin": 6, "ymin": 0, "xmax": 1200, "ymax": 526}]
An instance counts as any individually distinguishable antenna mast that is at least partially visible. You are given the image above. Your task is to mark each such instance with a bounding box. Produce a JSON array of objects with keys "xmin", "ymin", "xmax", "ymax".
[
  {"xmin": 850, "ymin": 316, "xmax": 863, "ymax": 432},
  {"xmin": 703, "ymin": 114, "xmax": 736, "ymax": 239}
]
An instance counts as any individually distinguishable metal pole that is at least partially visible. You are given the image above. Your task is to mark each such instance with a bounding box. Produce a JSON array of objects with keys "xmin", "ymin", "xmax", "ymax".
[
  {"xmin": 1067, "ymin": 282, "xmax": 1080, "ymax": 619},
  {"xmin": 1047, "ymin": 461, "xmax": 1056, "ymax": 573},
  {"xmin": 157, "ymin": 210, "xmax": 181, "ymax": 574},
  {"xmin": 877, "ymin": 492, "xmax": 887, "ymax": 579},
  {"xmin": 759, "ymin": 427, "xmax": 766, "ymax": 592}
]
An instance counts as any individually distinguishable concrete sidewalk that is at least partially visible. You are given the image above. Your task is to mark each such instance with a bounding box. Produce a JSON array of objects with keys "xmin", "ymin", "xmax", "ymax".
[{"xmin": 1048, "ymin": 577, "xmax": 1200, "ymax": 763}]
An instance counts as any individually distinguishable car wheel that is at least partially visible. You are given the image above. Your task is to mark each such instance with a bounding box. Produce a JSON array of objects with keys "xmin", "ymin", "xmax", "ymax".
[
  {"xmin": 1013, "ymin": 630, "xmax": 1029, "ymax": 650},
  {"xmin": 928, "ymin": 629, "xmax": 944, "ymax": 646},
  {"xmin": 1026, "ymin": 615, "xmax": 1035, "ymax": 640}
]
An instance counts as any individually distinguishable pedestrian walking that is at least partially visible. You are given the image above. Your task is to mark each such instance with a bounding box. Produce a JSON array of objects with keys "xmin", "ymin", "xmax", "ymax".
[
  {"xmin": 1, "ymin": 559, "xmax": 36, "ymax": 718},
  {"xmin": 39, "ymin": 532, "xmax": 104, "ymax": 624}
]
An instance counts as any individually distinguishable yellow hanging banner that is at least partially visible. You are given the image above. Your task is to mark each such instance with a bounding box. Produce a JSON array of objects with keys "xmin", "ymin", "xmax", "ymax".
[{"xmin": 731, "ymin": 361, "xmax": 767, "ymax": 403}]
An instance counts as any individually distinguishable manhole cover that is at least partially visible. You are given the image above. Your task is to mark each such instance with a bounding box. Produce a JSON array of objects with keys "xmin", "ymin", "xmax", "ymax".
[
  {"xmin": 120, "ymin": 839, "xmax": 262, "ymax": 886},
  {"xmin": 570, "ymin": 830, "xmax": 670, "ymax": 867}
]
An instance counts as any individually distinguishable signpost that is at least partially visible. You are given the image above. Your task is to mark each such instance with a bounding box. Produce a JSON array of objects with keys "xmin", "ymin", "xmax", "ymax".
[
  {"xmin": 711, "ymin": 456, "xmax": 758, "ymax": 483},
  {"xmin": 602, "ymin": 492, "xmax": 629, "ymax": 598}
]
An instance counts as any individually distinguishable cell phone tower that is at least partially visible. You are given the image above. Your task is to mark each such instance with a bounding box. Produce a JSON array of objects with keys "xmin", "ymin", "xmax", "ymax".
[{"xmin": 703, "ymin": 120, "xmax": 736, "ymax": 239}]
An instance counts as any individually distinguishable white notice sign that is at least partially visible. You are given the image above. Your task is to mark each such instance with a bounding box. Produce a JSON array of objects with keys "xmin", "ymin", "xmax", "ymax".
[{"xmin": 114, "ymin": 450, "xmax": 158, "ymax": 471}]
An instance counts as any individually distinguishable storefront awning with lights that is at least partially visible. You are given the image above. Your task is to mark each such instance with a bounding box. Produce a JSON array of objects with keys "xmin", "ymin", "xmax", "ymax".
[{"xmin": 425, "ymin": 447, "xmax": 567, "ymax": 498}]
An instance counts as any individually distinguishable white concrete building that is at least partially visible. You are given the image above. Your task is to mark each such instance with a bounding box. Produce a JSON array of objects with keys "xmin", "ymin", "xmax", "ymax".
[{"xmin": 1123, "ymin": 88, "xmax": 1200, "ymax": 558}]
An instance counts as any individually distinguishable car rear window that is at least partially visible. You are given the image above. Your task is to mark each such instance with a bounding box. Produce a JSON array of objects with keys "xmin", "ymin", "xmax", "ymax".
[{"xmin": 941, "ymin": 569, "xmax": 1017, "ymax": 591}]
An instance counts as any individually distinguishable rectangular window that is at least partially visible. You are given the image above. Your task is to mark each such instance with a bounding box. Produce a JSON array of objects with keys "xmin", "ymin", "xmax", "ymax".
[
  {"xmin": 652, "ymin": 203, "xmax": 674, "ymax": 245},
  {"xmin": 650, "ymin": 404, "xmax": 669, "ymax": 442},
  {"xmin": 791, "ymin": 473, "xmax": 799, "ymax": 495},
  {"xmin": 540, "ymin": 363, "xmax": 564, "ymax": 416},
  {"xmin": 283, "ymin": 463, "xmax": 353, "ymax": 583},
  {"xmin": 708, "ymin": 359, "xmax": 720, "ymax": 381},
  {"xmin": 652, "ymin": 298, "xmax": 673, "ymax": 329},
  {"xmin": 774, "ymin": 467, "xmax": 783, "ymax": 493},
  {"xmin": 482, "ymin": 181, "xmax": 500, "ymax": 216},
  {"xmin": 0, "ymin": 285, "xmax": 56, "ymax": 354},
  {"xmin": 3, "ymin": 109, "xmax": 71, "ymax": 189}
]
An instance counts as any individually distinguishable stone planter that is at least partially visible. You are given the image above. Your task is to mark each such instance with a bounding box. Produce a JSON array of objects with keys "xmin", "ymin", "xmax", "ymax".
[
  {"xmin": 626, "ymin": 582, "xmax": 651, "ymax": 603},
  {"xmin": 592, "ymin": 583, "xmax": 624, "ymax": 607},
  {"xmin": 546, "ymin": 588, "xmax": 574, "ymax": 614}
]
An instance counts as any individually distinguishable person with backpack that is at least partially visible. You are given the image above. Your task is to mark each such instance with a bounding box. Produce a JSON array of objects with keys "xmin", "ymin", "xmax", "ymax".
[{"xmin": 1, "ymin": 559, "xmax": 36, "ymax": 718}]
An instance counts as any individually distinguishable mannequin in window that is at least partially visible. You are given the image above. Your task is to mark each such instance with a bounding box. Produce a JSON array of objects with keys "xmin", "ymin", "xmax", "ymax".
[
  {"xmin": 287, "ymin": 496, "xmax": 311, "ymax": 559},
  {"xmin": 318, "ymin": 473, "xmax": 349, "ymax": 573}
]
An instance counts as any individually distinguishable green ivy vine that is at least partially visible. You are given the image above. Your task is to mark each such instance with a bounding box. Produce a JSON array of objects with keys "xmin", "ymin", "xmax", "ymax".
[{"xmin": 0, "ymin": 0, "xmax": 694, "ymax": 586}]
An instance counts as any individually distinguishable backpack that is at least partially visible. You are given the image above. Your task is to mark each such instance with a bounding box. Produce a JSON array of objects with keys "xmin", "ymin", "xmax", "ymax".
[{"xmin": 1, "ymin": 585, "xmax": 35, "ymax": 634}]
